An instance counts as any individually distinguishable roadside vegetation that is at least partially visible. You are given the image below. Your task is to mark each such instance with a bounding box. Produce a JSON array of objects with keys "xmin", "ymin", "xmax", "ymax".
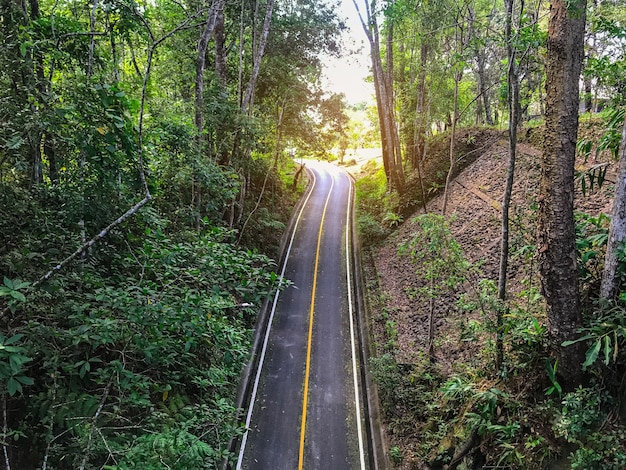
[
  {"xmin": 0, "ymin": 0, "xmax": 347, "ymax": 467},
  {"xmin": 359, "ymin": 113, "xmax": 626, "ymax": 469},
  {"xmin": 354, "ymin": 0, "xmax": 626, "ymax": 468}
]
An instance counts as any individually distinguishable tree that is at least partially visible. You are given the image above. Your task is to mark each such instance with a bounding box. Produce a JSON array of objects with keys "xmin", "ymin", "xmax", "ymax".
[
  {"xmin": 600, "ymin": 113, "xmax": 626, "ymax": 301},
  {"xmin": 353, "ymin": 0, "xmax": 405, "ymax": 193},
  {"xmin": 400, "ymin": 214, "xmax": 470, "ymax": 358},
  {"xmin": 537, "ymin": 0, "xmax": 588, "ymax": 388},
  {"xmin": 195, "ymin": 0, "xmax": 224, "ymax": 147},
  {"xmin": 496, "ymin": 0, "xmax": 522, "ymax": 369},
  {"xmin": 441, "ymin": 5, "xmax": 467, "ymax": 215}
]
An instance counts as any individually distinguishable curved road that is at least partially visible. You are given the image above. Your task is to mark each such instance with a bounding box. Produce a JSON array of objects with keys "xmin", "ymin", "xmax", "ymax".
[{"xmin": 237, "ymin": 161, "xmax": 370, "ymax": 469}]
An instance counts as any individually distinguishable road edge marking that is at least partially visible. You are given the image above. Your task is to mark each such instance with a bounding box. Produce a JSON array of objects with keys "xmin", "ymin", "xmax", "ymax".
[{"xmin": 345, "ymin": 177, "xmax": 367, "ymax": 469}]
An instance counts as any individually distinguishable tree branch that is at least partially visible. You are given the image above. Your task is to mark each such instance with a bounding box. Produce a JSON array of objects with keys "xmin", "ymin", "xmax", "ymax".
[{"xmin": 31, "ymin": 196, "xmax": 152, "ymax": 290}]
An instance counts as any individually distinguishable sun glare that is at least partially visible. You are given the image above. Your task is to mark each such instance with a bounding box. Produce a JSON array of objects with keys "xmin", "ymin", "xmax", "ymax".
[{"xmin": 321, "ymin": 0, "xmax": 374, "ymax": 105}]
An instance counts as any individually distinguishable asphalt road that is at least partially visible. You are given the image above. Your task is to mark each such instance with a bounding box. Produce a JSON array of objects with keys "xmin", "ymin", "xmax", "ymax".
[{"xmin": 237, "ymin": 161, "xmax": 369, "ymax": 470}]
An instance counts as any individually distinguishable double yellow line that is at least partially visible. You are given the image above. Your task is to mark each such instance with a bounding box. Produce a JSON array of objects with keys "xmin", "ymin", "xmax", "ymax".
[{"xmin": 298, "ymin": 175, "xmax": 335, "ymax": 470}]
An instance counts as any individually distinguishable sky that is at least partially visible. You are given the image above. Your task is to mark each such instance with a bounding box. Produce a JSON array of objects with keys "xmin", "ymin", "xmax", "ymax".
[{"xmin": 320, "ymin": 0, "xmax": 374, "ymax": 105}]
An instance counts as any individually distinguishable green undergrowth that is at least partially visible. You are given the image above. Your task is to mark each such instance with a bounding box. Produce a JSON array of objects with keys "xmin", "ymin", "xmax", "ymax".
[
  {"xmin": 0, "ymin": 191, "xmax": 287, "ymax": 468},
  {"xmin": 365, "ymin": 217, "xmax": 626, "ymax": 468}
]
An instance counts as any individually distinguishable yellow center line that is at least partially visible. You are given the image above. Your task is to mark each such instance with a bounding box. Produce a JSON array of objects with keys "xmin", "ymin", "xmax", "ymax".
[{"xmin": 298, "ymin": 172, "xmax": 334, "ymax": 470}]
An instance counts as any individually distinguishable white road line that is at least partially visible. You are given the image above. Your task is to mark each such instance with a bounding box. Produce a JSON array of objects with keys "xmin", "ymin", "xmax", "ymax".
[
  {"xmin": 345, "ymin": 173, "xmax": 367, "ymax": 470},
  {"xmin": 236, "ymin": 168, "xmax": 318, "ymax": 470}
]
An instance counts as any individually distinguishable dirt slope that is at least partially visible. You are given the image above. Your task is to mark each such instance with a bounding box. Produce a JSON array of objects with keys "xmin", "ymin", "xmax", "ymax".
[
  {"xmin": 372, "ymin": 126, "xmax": 614, "ymax": 363},
  {"xmin": 365, "ymin": 121, "xmax": 617, "ymax": 465}
]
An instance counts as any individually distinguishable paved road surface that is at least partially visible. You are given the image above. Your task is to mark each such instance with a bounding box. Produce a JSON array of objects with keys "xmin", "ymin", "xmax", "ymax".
[{"xmin": 237, "ymin": 161, "xmax": 369, "ymax": 470}]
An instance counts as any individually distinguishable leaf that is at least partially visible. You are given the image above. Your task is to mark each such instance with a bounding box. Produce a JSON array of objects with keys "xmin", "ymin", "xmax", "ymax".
[
  {"xmin": 562, "ymin": 335, "xmax": 593, "ymax": 346},
  {"xmin": 583, "ymin": 339, "xmax": 601, "ymax": 370},
  {"xmin": 6, "ymin": 377, "xmax": 21, "ymax": 396},
  {"xmin": 15, "ymin": 375, "xmax": 34, "ymax": 385},
  {"xmin": 3, "ymin": 277, "xmax": 12, "ymax": 289},
  {"xmin": 12, "ymin": 280, "xmax": 30, "ymax": 290},
  {"xmin": 9, "ymin": 291, "xmax": 26, "ymax": 302},
  {"xmin": 9, "ymin": 354, "xmax": 31, "ymax": 370},
  {"xmin": 6, "ymin": 136, "xmax": 24, "ymax": 150},
  {"xmin": 79, "ymin": 362, "xmax": 90, "ymax": 379},
  {"xmin": 4, "ymin": 334, "xmax": 24, "ymax": 346}
]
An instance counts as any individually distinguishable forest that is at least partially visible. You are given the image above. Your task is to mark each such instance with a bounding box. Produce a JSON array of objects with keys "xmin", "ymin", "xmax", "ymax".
[
  {"xmin": 0, "ymin": 0, "xmax": 625, "ymax": 467},
  {"xmin": 352, "ymin": 0, "xmax": 626, "ymax": 468},
  {"xmin": 0, "ymin": 0, "xmax": 347, "ymax": 467}
]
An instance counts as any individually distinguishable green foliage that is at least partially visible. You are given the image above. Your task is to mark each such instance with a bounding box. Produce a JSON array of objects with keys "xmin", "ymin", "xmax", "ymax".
[
  {"xmin": 383, "ymin": 212, "xmax": 404, "ymax": 228},
  {"xmin": 439, "ymin": 375, "xmax": 531, "ymax": 467},
  {"xmin": 0, "ymin": 333, "xmax": 34, "ymax": 396},
  {"xmin": 568, "ymin": 430, "xmax": 626, "ymax": 469},
  {"xmin": 389, "ymin": 445, "xmax": 403, "ymax": 464},
  {"xmin": 358, "ymin": 214, "xmax": 388, "ymax": 245},
  {"xmin": 575, "ymin": 212, "xmax": 610, "ymax": 292},
  {"xmin": 0, "ymin": 0, "xmax": 339, "ymax": 466},
  {"xmin": 1, "ymin": 212, "xmax": 283, "ymax": 466},
  {"xmin": 577, "ymin": 108, "xmax": 626, "ymax": 165},
  {"xmin": 369, "ymin": 353, "xmax": 446, "ymax": 448},
  {"xmin": 399, "ymin": 214, "xmax": 470, "ymax": 299},
  {"xmin": 0, "ymin": 277, "xmax": 30, "ymax": 313},
  {"xmin": 554, "ymin": 386, "xmax": 605, "ymax": 442},
  {"xmin": 585, "ymin": 12, "xmax": 626, "ymax": 107},
  {"xmin": 354, "ymin": 161, "xmax": 400, "ymax": 245},
  {"xmin": 550, "ymin": 385, "xmax": 626, "ymax": 467},
  {"xmin": 575, "ymin": 163, "xmax": 610, "ymax": 196},
  {"xmin": 563, "ymin": 302, "xmax": 626, "ymax": 370},
  {"xmin": 458, "ymin": 280, "xmax": 547, "ymax": 374},
  {"xmin": 544, "ymin": 359, "xmax": 562, "ymax": 397},
  {"xmin": 355, "ymin": 161, "xmax": 390, "ymax": 219}
]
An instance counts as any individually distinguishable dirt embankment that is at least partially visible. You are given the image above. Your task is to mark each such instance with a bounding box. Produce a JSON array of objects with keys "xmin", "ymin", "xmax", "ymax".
[
  {"xmin": 371, "ymin": 120, "xmax": 615, "ymax": 366},
  {"xmin": 361, "ymin": 118, "xmax": 617, "ymax": 467}
]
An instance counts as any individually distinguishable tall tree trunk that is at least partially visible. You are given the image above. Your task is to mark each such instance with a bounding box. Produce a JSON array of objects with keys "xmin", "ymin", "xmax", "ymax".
[
  {"xmin": 468, "ymin": 6, "xmax": 493, "ymax": 126},
  {"xmin": 441, "ymin": 68, "xmax": 460, "ymax": 215},
  {"xmin": 230, "ymin": 0, "xmax": 275, "ymax": 167},
  {"xmin": 272, "ymin": 98, "xmax": 286, "ymax": 169},
  {"xmin": 415, "ymin": 96, "xmax": 432, "ymax": 214},
  {"xmin": 214, "ymin": 3, "xmax": 229, "ymax": 163},
  {"xmin": 353, "ymin": 0, "xmax": 404, "ymax": 193},
  {"xmin": 442, "ymin": 12, "xmax": 466, "ymax": 214},
  {"xmin": 372, "ymin": 63, "xmax": 391, "ymax": 181},
  {"xmin": 497, "ymin": 0, "xmax": 522, "ymax": 370},
  {"xmin": 241, "ymin": 0, "xmax": 275, "ymax": 115},
  {"xmin": 476, "ymin": 52, "xmax": 493, "ymax": 125},
  {"xmin": 415, "ymin": 42, "xmax": 428, "ymax": 169},
  {"xmin": 600, "ymin": 114, "xmax": 626, "ymax": 301},
  {"xmin": 28, "ymin": 0, "xmax": 43, "ymax": 186},
  {"xmin": 107, "ymin": 14, "xmax": 120, "ymax": 82},
  {"xmin": 193, "ymin": 0, "xmax": 221, "ymax": 229},
  {"xmin": 537, "ymin": 0, "xmax": 587, "ymax": 390},
  {"xmin": 194, "ymin": 0, "xmax": 221, "ymax": 147},
  {"xmin": 386, "ymin": 21, "xmax": 404, "ymax": 184}
]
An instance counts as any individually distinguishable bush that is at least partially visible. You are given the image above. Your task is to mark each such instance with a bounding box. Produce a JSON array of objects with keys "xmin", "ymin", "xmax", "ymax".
[
  {"xmin": 358, "ymin": 214, "xmax": 388, "ymax": 245},
  {"xmin": 2, "ymin": 224, "xmax": 283, "ymax": 468}
]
